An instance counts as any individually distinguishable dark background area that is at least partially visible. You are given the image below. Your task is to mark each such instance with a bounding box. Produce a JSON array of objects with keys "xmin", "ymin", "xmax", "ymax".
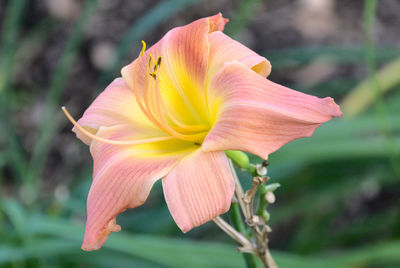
[{"xmin": 1, "ymin": 0, "xmax": 400, "ymax": 267}]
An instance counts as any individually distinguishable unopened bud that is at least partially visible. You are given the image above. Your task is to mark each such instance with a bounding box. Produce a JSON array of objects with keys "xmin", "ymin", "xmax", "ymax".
[
  {"xmin": 265, "ymin": 191, "xmax": 276, "ymax": 203},
  {"xmin": 225, "ymin": 150, "xmax": 250, "ymax": 169},
  {"xmin": 255, "ymin": 163, "xmax": 267, "ymax": 176},
  {"xmin": 264, "ymin": 183, "xmax": 280, "ymax": 192}
]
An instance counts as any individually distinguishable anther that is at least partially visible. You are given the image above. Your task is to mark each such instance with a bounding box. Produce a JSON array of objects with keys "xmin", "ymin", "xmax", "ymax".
[
  {"xmin": 149, "ymin": 56, "xmax": 162, "ymax": 80},
  {"xmin": 155, "ymin": 56, "xmax": 162, "ymax": 70},
  {"xmin": 148, "ymin": 53, "xmax": 154, "ymax": 68},
  {"xmin": 149, "ymin": 73, "xmax": 157, "ymax": 80},
  {"xmin": 140, "ymin": 40, "xmax": 146, "ymax": 56}
]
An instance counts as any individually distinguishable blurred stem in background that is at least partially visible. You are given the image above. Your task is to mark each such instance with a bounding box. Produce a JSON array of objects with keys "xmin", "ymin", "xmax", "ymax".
[
  {"xmin": 340, "ymin": 58, "xmax": 400, "ymax": 117},
  {"xmin": 24, "ymin": 0, "xmax": 99, "ymax": 204},
  {"xmin": 0, "ymin": 0, "xmax": 29, "ymax": 190},
  {"xmin": 362, "ymin": 0, "xmax": 400, "ymax": 176},
  {"xmin": 0, "ymin": 1, "xmax": 30, "ymax": 260},
  {"xmin": 0, "ymin": 0, "xmax": 27, "ymax": 94}
]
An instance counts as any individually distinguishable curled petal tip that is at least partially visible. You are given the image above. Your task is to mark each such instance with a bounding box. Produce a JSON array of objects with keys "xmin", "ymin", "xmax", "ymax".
[
  {"xmin": 326, "ymin": 97, "xmax": 343, "ymax": 117},
  {"xmin": 81, "ymin": 219, "xmax": 121, "ymax": 251},
  {"xmin": 204, "ymin": 61, "xmax": 343, "ymax": 159},
  {"xmin": 209, "ymin": 13, "xmax": 229, "ymax": 32}
]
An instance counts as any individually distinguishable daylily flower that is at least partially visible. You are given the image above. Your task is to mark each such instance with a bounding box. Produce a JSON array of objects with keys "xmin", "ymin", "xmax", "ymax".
[{"xmin": 63, "ymin": 13, "xmax": 341, "ymax": 251}]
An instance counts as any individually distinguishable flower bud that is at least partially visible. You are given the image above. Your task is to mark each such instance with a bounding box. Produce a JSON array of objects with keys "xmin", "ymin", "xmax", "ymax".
[
  {"xmin": 255, "ymin": 163, "xmax": 268, "ymax": 176},
  {"xmin": 265, "ymin": 191, "xmax": 276, "ymax": 204},
  {"xmin": 225, "ymin": 150, "xmax": 250, "ymax": 169}
]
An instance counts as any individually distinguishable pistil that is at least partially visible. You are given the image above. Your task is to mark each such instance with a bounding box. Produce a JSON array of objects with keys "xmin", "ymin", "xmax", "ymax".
[{"xmin": 61, "ymin": 107, "xmax": 175, "ymax": 145}]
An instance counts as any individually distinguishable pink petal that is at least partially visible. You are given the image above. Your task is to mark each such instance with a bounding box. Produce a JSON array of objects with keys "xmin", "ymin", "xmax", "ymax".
[
  {"xmin": 162, "ymin": 150, "xmax": 235, "ymax": 233},
  {"xmin": 82, "ymin": 125, "xmax": 194, "ymax": 251},
  {"xmin": 208, "ymin": 13, "xmax": 229, "ymax": 32},
  {"xmin": 207, "ymin": 31, "xmax": 271, "ymax": 82},
  {"xmin": 73, "ymin": 78, "xmax": 154, "ymax": 145},
  {"xmin": 203, "ymin": 61, "xmax": 342, "ymax": 159},
  {"xmin": 121, "ymin": 14, "xmax": 228, "ymax": 125},
  {"xmin": 122, "ymin": 13, "xmax": 227, "ymax": 90}
]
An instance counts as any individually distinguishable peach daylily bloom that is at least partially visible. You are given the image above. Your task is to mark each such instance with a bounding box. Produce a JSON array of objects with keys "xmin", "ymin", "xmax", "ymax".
[{"xmin": 64, "ymin": 13, "xmax": 341, "ymax": 251}]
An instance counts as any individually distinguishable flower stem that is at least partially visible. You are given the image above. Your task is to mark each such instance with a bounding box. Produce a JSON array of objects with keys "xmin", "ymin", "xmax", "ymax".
[
  {"xmin": 229, "ymin": 159, "xmax": 247, "ymax": 218},
  {"xmin": 212, "ymin": 216, "xmax": 251, "ymax": 247},
  {"xmin": 230, "ymin": 202, "xmax": 247, "ymax": 234},
  {"xmin": 231, "ymin": 202, "xmax": 259, "ymax": 268},
  {"xmin": 216, "ymin": 156, "xmax": 278, "ymax": 268}
]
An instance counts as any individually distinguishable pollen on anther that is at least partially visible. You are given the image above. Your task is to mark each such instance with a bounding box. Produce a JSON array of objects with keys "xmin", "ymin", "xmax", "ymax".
[
  {"xmin": 140, "ymin": 40, "xmax": 146, "ymax": 56},
  {"xmin": 148, "ymin": 54, "xmax": 154, "ymax": 68},
  {"xmin": 156, "ymin": 56, "xmax": 162, "ymax": 69},
  {"xmin": 149, "ymin": 73, "xmax": 157, "ymax": 80}
]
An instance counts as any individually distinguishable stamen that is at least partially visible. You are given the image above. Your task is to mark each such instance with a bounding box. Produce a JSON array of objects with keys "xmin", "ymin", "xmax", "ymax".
[
  {"xmin": 154, "ymin": 56, "xmax": 162, "ymax": 71},
  {"xmin": 148, "ymin": 55, "xmax": 161, "ymax": 80},
  {"xmin": 61, "ymin": 106, "xmax": 175, "ymax": 145},
  {"xmin": 148, "ymin": 54, "xmax": 157, "ymax": 79},
  {"xmin": 147, "ymin": 57, "xmax": 209, "ymax": 133},
  {"xmin": 129, "ymin": 41, "xmax": 209, "ymax": 143},
  {"xmin": 131, "ymin": 45, "xmax": 168, "ymax": 132},
  {"xmin": 149, "ymin": 73, "xmax": 157, "ymax": 80}
]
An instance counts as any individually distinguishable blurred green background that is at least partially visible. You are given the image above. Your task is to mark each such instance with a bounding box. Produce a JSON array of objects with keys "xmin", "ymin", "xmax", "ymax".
[{"xmin": 1, "ymin": 0, "xmax": 399, "ymax": 267}]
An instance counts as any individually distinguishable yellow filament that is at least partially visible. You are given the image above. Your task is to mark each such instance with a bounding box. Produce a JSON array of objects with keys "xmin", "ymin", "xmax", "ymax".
[
  {"xmin": 139, "ymin": 50, "xmax": 208, "ymax": 141},
  {"xmin": 132, "ymin": 49, "xmax": 191, "ymax": 142},
  {"xmin": 131, "ymin": 45, "xmax": 168, "ymax": 132},
  {"xmin": 63, "ymin": 41, "xmax": 210, "ymax": 146},
  {"xmin": 144, "ymin": 73, "xmax": 192, "ymax": 141},
  {"xmin": 152, "ymin": 75, "xmax": 209, "ymax": 133},
  {"xmin": 149, "ymin": 75, "xmax": 208, "ymax": 143},
  {"xmin": 144, "ymin": 53, "xmax": 209, "ymax": 134},
  {"xmin": 142, "ymin": 57, "xmax": 171, "ymax": 135},
  {"xmin": 71, "ymin": 40, "xmax": 209, "ymax": 145},
  {"xmin": 61, "ymin": 106, "xmax": 175, "ymax": 145}
]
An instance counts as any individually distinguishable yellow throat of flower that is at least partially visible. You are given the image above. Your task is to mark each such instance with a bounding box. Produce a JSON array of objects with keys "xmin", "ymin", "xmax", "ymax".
[
  {"xmin": 128, "ymin": 41, "xmax": 211, "ymax": 145},
  {"xmin": 63, "ymin": 41, "xmax": 212, "ymax": 146}
]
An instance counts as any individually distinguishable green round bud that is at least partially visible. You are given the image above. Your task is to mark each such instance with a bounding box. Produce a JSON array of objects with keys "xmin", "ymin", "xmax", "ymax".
[{"xmin": 225, "ymin": 150, "xmax": 250, "ymax": 169}]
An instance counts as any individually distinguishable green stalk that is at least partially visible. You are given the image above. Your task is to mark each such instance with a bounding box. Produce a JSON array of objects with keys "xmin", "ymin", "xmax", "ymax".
[
  {"xmin": 255, "ymin": 183, "xmax": 280, "ymax": 221},
  {"xmin": 230, "ymin": 202, "xmax": 259, "ymax": 268},
  {"xmin": 255, "ymin": 185, "xmax": 269, "ymax": 221}
]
